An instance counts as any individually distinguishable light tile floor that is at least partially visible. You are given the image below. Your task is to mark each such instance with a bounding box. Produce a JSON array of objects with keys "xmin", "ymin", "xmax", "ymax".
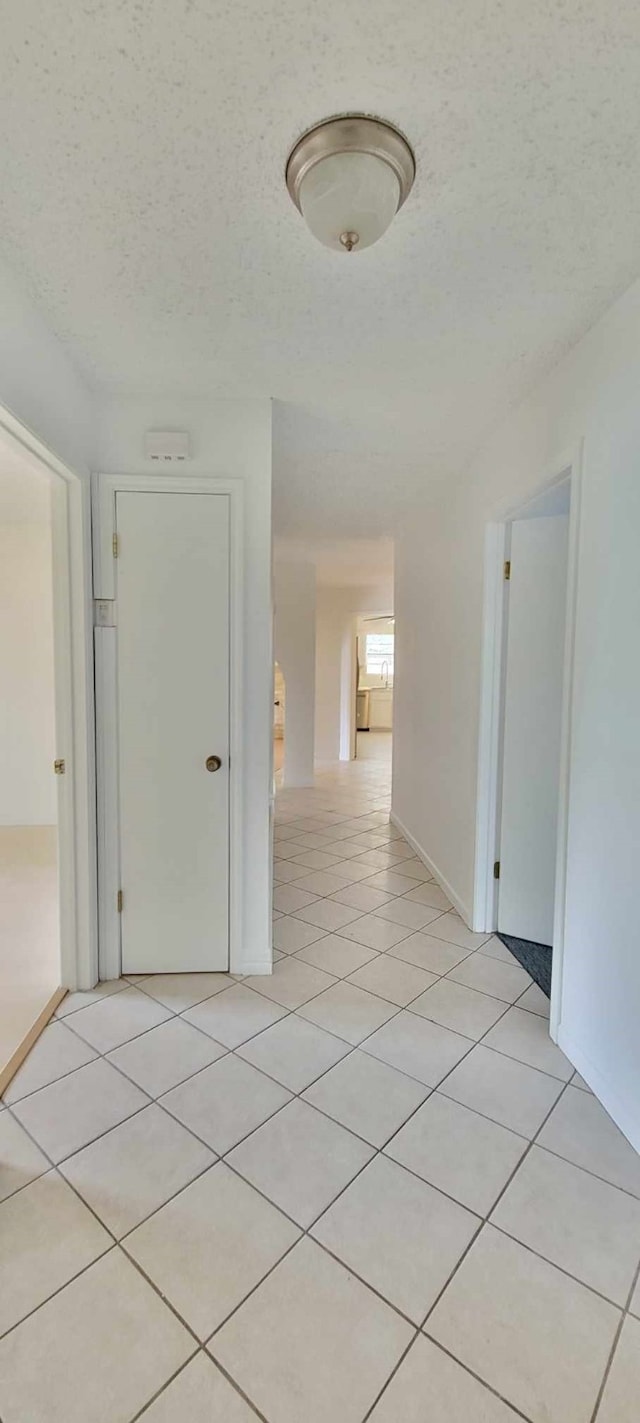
[{"xmin": 1, "ymin": 743, "xmax": 639, "ymax": 1421}]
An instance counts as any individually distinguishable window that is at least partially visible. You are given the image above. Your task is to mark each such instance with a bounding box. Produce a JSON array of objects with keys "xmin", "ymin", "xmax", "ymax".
[{"xmin": 366, "ymin": 633, "xmax": 394, "ymax": 678}]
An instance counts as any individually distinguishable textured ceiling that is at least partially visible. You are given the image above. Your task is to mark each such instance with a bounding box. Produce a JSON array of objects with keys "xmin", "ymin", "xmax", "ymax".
[{"xmin": 2, "ymin": 1, "xmax": 640, "ymax": 546}]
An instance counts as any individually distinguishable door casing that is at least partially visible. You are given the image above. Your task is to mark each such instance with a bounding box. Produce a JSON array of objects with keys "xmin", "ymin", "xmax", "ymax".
[
  {"xmin": 92, "ymin": 473, "xmax": 244, "ymax": 979},
  {"xmin": 473, "ymin": 443, "xmax": 583, "ymax": 1042}
]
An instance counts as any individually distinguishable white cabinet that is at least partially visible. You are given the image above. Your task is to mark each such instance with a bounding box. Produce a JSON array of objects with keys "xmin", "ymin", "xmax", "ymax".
[{"xmin": 369, "ymin": 687, "xmax": 393, "ymax": 729}]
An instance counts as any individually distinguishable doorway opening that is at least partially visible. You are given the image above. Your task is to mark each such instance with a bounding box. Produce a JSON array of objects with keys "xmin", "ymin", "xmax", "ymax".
[
  {"xmin": 474, "ymin": 458, "xmax": 581, "ymax": 1037},
  {"xmin": 0, "ymin": 427, "xmax": 83, "ymax": 1086},
  {"xmin": 356, "ymin": 614, "xmax": 394, "ymax": 765},
  {"xmin": 273, "ymin": 661, "xmax": 286, "ymax": 780}
]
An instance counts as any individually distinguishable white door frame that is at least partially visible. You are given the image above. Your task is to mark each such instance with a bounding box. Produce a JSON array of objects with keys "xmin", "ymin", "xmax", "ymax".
[
  {"xmin": 0, "ymin": 404, "xmax": 97, "ymax": 991},
  {"xmin": 92, "ymin": 473, "xmax": 244, "ymax": 979},
  {"xmin": 472, "ymin": 442, "xmax": 583, "ymax": 1039}
]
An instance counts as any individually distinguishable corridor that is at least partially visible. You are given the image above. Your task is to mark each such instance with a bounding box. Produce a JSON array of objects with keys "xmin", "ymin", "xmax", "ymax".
[{"xmin": 1, "ymin": 752, "xmax": 639, "ymax": 1422}]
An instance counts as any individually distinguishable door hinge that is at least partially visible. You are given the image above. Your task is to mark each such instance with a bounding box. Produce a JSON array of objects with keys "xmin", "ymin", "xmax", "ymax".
[
  {"xmin": 112, "ymin": 533, "xmax": 119, "ymax": 558},
  {"xmin": 117, "ymin": 889, "xmax": 123, "ymax": 913},
  {"xmin": 503, "ymin": 560, "xmax": 511, "ymax": 581},
  {"xmin": 493, "ymin": 860, "xmax": 501, "ymax": 879},
  {"xmin": 53, "ymin": 758, "xmax": 66, "ymax": 775}
]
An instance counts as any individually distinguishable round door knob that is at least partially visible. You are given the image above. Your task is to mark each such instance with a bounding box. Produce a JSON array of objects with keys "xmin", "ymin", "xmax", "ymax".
[{"xmin": 205, "ymin": 755, "xmax": 222, "ymax": 773}]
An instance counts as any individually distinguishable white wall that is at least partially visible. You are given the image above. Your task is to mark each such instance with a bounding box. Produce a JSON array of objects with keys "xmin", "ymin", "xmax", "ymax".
[
  {"xmin": 95, "ymin": 394, "xmax": 273, "ymax": 974},
  {"xmin": 0, "ymin": 522, "xmax": 56, "ymax": 825},
  {"xmin": 393, "ymin": 277, "xmax": 640, "ymax": 1147},
  {"xmin": 274, "ymin": 560, "xmax": 316, "ymax": 786}
]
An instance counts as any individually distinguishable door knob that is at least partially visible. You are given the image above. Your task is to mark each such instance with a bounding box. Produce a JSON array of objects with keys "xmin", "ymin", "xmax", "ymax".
[{"xmin": 205, "ymin": 755, "xmax": 222, "ymax": 773}]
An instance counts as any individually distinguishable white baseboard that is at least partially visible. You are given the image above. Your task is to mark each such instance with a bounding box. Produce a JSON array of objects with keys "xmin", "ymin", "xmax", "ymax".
[
  {"xmin": 234, "ymin": 959, "xmax": 272, "ymax": 977},
  {"xmin": 557, "ymin": 1026, "xmax": 640, "ymax": 1155},
  {"xmin": 390, "ymin": 810, "xmax": 472, "ymax": 926}
]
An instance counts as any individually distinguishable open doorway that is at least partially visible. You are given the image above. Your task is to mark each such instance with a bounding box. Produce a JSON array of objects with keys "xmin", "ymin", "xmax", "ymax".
[
  {"xmin": 0, "ymin": 446, "xmax": 62, "ymax": 1082},
  {"xmin": 273, "ymin": 661, "xmax": 286, "ymax": 779},
  {"xmin": 475, "ymin": 464, "xmax": 579, "ymax": 1031},
  {"xmin": 356, "ymin": 615, "xmax": 394, "ymax": 765}
]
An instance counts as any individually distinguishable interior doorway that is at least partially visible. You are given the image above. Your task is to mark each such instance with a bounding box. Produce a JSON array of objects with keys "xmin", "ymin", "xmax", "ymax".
[
  {"xmin": 0, "ymin": 441, "xmax": 66, "ymax": 1083},
  {"xmin": 273, "ymin": 661, "xmax": 285, "ymax": 778},
  {"xmin": 356, "ymin": 614, "xmax": 394, "ymax": 762},
  {"xmin": 474, "ymin": 463, "xmax": 579, "ymax": 1030}
]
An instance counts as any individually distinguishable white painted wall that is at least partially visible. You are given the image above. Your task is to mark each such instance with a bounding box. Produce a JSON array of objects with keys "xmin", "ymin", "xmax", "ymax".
[
  {"xmin": 274, "ymin": 560, "xmax": 316, "ymax": 786},
  {"xmin": 95, "ymin": 395, "xmax": 273, "ymax": 974},
  {"xmin": 393, "ymin": 277, "xmax": 640, "ymax": 1147},
  {"xmin": 0, "ymin": 522, "xmax": 56, "ymax": 825}
]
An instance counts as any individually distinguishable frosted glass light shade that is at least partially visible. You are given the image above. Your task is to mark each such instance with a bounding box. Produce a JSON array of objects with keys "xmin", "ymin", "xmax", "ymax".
[{"xmin": 299, "ymin": 151, "xmax": 401, "ymax": 253}]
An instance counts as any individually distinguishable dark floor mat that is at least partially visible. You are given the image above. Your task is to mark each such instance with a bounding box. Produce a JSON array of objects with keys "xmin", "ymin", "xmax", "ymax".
[{"xmin": 496, "ymin": 933, "xmax": 552, "ymax": 998}]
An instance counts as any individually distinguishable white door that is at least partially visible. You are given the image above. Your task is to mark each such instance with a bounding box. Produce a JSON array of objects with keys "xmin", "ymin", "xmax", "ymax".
[
  {"xmin": 116, "ymin": 490, "xmax": 230, "ymax": 972},
  {"xmin": 499, "ymin": 514, "xmax": 569, "ymax": 944}
]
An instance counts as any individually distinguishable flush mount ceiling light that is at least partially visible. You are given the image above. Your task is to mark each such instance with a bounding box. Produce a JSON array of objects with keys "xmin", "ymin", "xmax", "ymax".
[{"xmin": 286, "ymin": 114, "xmax": 415, "ymax": 253}]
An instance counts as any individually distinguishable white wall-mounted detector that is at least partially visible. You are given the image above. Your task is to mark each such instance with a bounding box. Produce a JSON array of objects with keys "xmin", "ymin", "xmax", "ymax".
[{"xmin": 144, "ymin": 431, "xmax": 190, "ymax": 461}]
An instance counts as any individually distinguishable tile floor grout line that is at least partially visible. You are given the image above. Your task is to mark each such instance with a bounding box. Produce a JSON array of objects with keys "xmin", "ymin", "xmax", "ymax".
[{"xmin": 589, "ymin": 1256, "xmax": 640, "ymax": 1422}]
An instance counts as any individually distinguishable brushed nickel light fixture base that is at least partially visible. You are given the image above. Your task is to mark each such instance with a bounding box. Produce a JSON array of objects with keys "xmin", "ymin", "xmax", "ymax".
[{"xmin": 286, "ymin": 115, "xmax": 416, "ymax": 253}]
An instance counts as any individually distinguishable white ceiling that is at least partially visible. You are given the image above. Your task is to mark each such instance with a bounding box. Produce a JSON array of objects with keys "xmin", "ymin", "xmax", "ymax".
[{"xmin": 2, "ymin": 2, "xmax": 640, "ymax": 554}]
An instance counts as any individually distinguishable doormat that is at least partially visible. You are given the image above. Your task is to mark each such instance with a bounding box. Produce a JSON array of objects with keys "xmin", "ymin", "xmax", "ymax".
[{"xmin": 496, "ymin": 934, "xmax": 552, "ymax": 998}]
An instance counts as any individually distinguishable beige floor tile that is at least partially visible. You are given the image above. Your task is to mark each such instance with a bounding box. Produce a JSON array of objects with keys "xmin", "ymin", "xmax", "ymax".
[
  {"xmin": 313, "ymin": 1154, "xmax": 478, "ymax": 1323},
  {"xmin": 65, "ymin": 986, "xmax": 173, "ymax": 1054},
  {"xmin": 237, "ymin": 1013, "xmax": 350, "ymax": 1091},
  {"xmin": 3, "ymin": 1021, "xmax": 97, "ymax": 1104},
  {"xmin": 294, "ymin": 933, "xmax": 378, "ymax": 977},
  {"xmin": 571, "ymin": 1070, "xmax": 593, "ymax": 1092},
  {"xmin": 293, "ymin": 869, "xmax": 360, "ymax": 896},
  {"xmin": 356, "ymin": 865, "xmax": 426, "ymax": 887},
  {"xmin": 483, "ymin": 1006, "xmax": 573, "ymax": 1080},
  {"xmin": 347, "ymin": 954, "xmax": 437, "ymax": 1006},
  {"xmin": 126, "ymin": 1162, "xmax": 299, "ymax": 1340},
  {"xmin": 12, "ymin": 1058, "xmax": 149, "ymax": 1163},
  {"xmin": 448, "ymin": 953, "xmax": 532, "ymax": 1004},
  {"xmin": 55, "ymin": 977, "xmax": 128, "ymax": 1018},
  {"xmin": 297, "ymin": 980, "xmax": 398, "ymax": 1045},
  {"xmin": 372, "ymin": 897, "xmax": 444, "ymax": 930},
  {"xmin": 480, "ymin": 935, "xmax": 521, "ymax": 963},
  {"xmin": 538, "ymin": 1086, "xmax": 640, "ymax": 1197},
  {"xmin": 388, "ymin": 930, "xmax": 471, "ymax": 975},
  {"xmin": 0, "ymin": 1247, "xmax": 194, "ymax": 1423},
  {"xmin": 369, "ymin": 1334, "xmax": 522, "ymax": 1421},
  {"xmin": 139, "ymin": 1353, "xmax": 258, "ymax": 1421},
  {"xmin": 272, "ymin": 915, "xmax": 327, "ymax": 954},
  {"xmin": 440, "ymin": 1044, "xmax": 563, "ymax": 1138},
  {"xmin": 491, "ymin": 1145, "xmax": 640, "ymax": 1305},
  {"xmin": 303, "ymin": 1048, "xmax": 429, "ymax": 1147},
  {"xmin": 410, "ymin": 978, "xmax": 508, "ymax": 1040},
  {"xmin": 273, "ymin": 857, "xmax": 311, "ymax": 883},
  {"xmin": 428, "ymin": 912, "xmax": 492, "ymax": 951},
  {"xmin": 289, "ymin": 849, "xmax": 344, "ymax": 870},
  {"xmin": 161, "ymin": 1054, "xmax": 290, "ymax": 1154},
  {"xmin": 0, "ymin": 1111, "xmax": 50, "ymax": 1202},
  {"xmin": 630, "ymin": 1274, "xmax": 640, "ymax": 1316},
  {"xmin": 293, "ymin": 898, "xmax": 364, "ymax": 930},
  {"xmin": 272, "ymin": 884, "xmax": 319, "ymax": 914},
  {"xmin": 331, "ymin": 882, "xmax": 395, "ymax": 912},
  {"xmin": 227, "ymin": 1097, "xmax": 373, "ymax": 1227},
  {"xmin": 182, "ymin": 982, "xmax": 287, "ymax": 1048},
  {"xmin": 107, "ymin": 1017, "xmax": 226, "ymax": 1097},
  {"xmin": 402, "ymin": 884, "xmax": 453, "ymax": 911},
  {"xmin": 518, "ymin": 982, "xmax": 550, "ymax": 1017},
  {"xmin": 363, "ymin": 1010, "xmax": 470, "ymax": 1087},
  {"xmin": 340, "ymin": 914, "xmax": 414, "ymax": 952},
  {"xmin": 244, "ymin": 956, "xmax": 336, "ymax": 1009},
  {"xmin": 597, "ymin": 1314, "xmax": 640, "ymax": 1423},
  {"xmin": 0, "ymin": 1171, "xmax": 111, "ymax": 1335},
  {"xmin": 61, "ymin": 1103, "xmax": 215, "ymax": 1238},
  {"xmin": 427, "ymin": 1226, "xmax": 620, "ymax": 1423},
  {"xmin": 386, "ymin": 1091, "xmax": 527, "ymax": 1215},
  {"xmin": 136, "ymin": 973, "xmax": 232, "ymax": 1012},
  {"xmin": 211, "ymin": 1237, "xmax": 412, "ymax": 1423}
]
